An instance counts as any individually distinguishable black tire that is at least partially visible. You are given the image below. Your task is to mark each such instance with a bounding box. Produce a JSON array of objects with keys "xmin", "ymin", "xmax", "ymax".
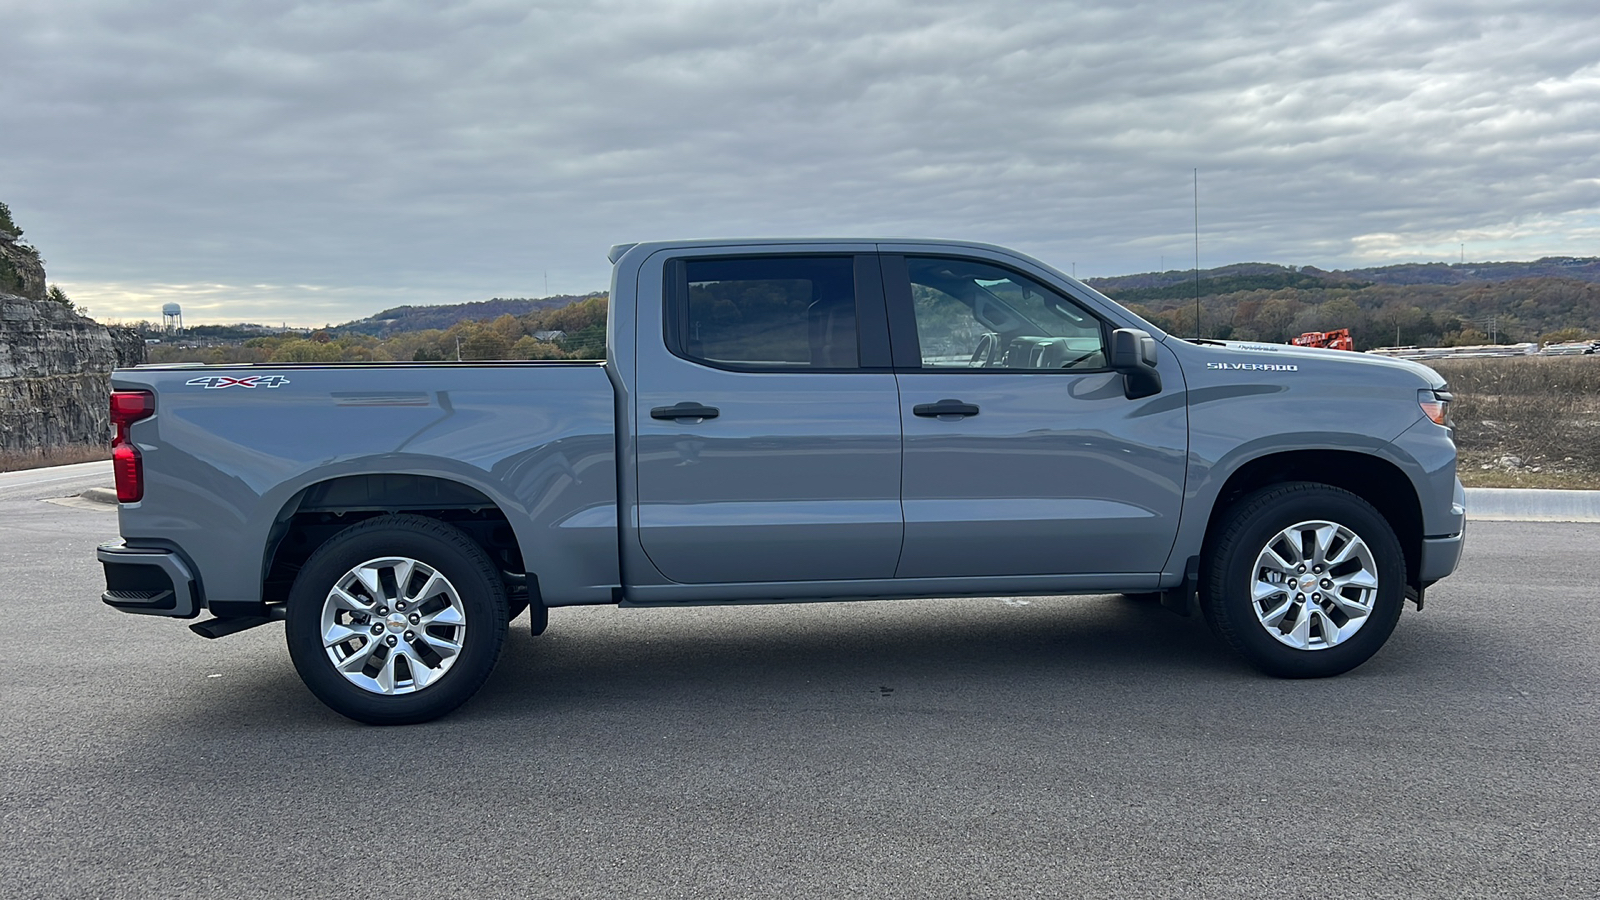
[
  {"xmin": 285, "ymin": 515, "xmax": 509, "ymax": 725},
  {"xmin": 1201, "ymin": 483, "xmax": 1405, "ymax": 678}
]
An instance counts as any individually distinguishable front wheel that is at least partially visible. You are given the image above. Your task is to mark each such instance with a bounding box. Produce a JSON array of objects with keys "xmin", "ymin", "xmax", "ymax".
[
  {"xmin": 1202, "ymin": 483, "xmax": 1405, "ymax": 678},
  {"xmin": 285, "ymin": 515, "xmax": 509, "ymax": 724}
]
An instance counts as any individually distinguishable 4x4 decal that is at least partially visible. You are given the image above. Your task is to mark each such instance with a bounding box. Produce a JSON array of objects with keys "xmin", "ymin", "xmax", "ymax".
[{"xmin": 185, "ymin": 375, "xmax": 291, "ymax": 389}]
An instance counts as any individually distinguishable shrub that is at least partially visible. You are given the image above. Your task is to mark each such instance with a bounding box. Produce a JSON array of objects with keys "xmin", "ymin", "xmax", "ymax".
[{"xmin": 1427, "ymin": 356, "xmax": 1600, "ymax": 477}]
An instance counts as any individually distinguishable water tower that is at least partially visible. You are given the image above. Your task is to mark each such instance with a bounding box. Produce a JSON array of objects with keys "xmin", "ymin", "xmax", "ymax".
[{"xmin": 161, "ymin": 302, "xmax": 183, "ymax": 333}]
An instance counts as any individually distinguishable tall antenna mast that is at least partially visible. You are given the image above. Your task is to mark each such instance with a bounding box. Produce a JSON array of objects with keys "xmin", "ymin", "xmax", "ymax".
[{"xmin": 1193, "ymin": 168, "xmax": 1201, "ymax": 340}]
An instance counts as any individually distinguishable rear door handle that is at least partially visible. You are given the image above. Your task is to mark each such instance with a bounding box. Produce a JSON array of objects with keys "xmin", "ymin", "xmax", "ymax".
[
  {"xmin": 913, "ymin": 399, "xmax": 980, "ymax": 418},
  {"xmin": 651, "ymin": 402, "xmax": 721, "ymax": 421}
]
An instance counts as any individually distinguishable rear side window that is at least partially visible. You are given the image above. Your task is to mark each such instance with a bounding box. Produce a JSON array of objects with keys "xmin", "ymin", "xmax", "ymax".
[{"xmin": 670, "ymin": 256, "xmax": 859, "ymax": 369}]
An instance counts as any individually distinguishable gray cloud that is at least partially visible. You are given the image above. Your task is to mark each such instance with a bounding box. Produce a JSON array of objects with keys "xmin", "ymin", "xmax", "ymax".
[{"xmin": 3, "ymin": 0, "xmax": 1598, "ymax": 323}]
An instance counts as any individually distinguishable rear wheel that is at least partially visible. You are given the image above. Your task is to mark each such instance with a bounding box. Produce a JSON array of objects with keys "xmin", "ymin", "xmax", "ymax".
[
  {"xmin": 285, "ymin": 515, "xmax": 508, "ymax": 724},
  {"xmin": 1202, "ymin": 483, "xmax": 1404, "ymax": 678}
]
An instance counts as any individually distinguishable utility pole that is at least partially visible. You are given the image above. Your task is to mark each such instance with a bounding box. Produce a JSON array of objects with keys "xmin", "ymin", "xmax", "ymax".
[{"xmin": 1193, "ymin": 168, "xmax": 1201, "ymax": 340}]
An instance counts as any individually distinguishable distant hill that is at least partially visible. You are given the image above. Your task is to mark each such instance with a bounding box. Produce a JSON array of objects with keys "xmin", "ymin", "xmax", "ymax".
[
  {"xmin": 1086, "ymin": 257, "xmax": 1600, "ymax": 297},
  {"xmin": 1093, "ymin": 267, "xmax": 1372, "ymax": 304},
  {"xmin": 209, "ymin": 251, "xmax": 1600, "ymax": 355},
  {"xmin": 335, "ymin": 293, "xmax": 604, "ymax": 336},
  {"xmin": 321, "ymin": 258, "xmax": 1599, "ymax": 339},
  {"xmin": 1086, "ymin": 256, "xmax": 1600, "ymax": 349},
  {"xmin": 1341, "ymin": 257, "xmax": 1600, "ymax": 285}
]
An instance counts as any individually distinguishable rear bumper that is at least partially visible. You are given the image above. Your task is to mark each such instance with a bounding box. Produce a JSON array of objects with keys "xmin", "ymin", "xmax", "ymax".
[{"xmin": 97, "ymin": 542, "xmax": 202, "ymax": 619}]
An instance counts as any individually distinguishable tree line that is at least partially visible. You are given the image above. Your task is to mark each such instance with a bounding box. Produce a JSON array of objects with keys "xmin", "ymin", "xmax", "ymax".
[
  {"xmin": 1110, "ymin": 277, "xmax": 1600, "ymax": 348},
  {"xmin": 144, "ymin": 295, "xmax": 609, "ymax": 364},
  {"xmin": 127, "ymin": 263, "xmax": 1600, "ymax": 366}
]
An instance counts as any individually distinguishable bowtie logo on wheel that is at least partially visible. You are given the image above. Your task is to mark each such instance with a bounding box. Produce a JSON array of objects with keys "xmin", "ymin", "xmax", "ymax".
[{"xmin": 185, "ymin": 375, "xmax": 292, "ymax": 389}]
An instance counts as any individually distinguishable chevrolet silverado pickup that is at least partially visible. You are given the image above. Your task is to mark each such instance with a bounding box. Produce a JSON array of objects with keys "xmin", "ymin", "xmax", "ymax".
[{"xmin": 98, "ymin": 239, "xmax": 1465, "ymax": 723}]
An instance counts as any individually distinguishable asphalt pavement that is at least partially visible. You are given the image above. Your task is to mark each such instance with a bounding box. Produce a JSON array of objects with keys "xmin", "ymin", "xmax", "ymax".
[{"xmin": 2, "ymin": 472, "xmax": 1596, "ymax": 899}]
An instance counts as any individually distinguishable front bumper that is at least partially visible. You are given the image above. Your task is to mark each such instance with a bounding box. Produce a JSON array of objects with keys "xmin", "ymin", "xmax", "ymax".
[
  {"xmin": 97, "ymin": 542, "xmax": 202, "ymax": 619},
  {"xmin": 1419, "ymin": 477, "xmax": 1467, "ymax": 586},
  {"xmin": 1419, "ymin": 531, "xmax": 1464, "ymax": 586}
]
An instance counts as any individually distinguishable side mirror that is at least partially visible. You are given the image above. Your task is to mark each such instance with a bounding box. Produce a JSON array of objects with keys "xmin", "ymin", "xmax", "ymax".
[{"xmin": 1110, "ymin": 328, "xmax": 1162, "ymax": 399}]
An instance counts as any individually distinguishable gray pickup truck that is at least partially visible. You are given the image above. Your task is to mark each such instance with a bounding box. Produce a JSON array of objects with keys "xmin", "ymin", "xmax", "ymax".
[{"xmin": 99, "ymin": 239, "xmax": 1465, "ymax": 724}]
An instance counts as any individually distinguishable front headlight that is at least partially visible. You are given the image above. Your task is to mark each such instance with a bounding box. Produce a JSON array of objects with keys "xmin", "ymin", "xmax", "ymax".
[{"xmin": 1419, "ymin": 388, "xmax": 1453, "ymax": 428}]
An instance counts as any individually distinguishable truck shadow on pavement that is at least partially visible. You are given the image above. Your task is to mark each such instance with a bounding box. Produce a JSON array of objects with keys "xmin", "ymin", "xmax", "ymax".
[
  {"xmin": 139, "ymin": 591, "xmax": 1499, "ymax": 734},
  {"xmin": 470, "ymin": 595, "xmax": 1241, "ymax": 718},
  {"xmin": 158, "ymin": 594, "xmax": 1235, "ymax": 728}
]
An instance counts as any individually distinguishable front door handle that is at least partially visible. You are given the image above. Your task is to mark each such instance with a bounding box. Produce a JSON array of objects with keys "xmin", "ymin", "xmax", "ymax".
[
  {"xmin": 913, "ymin": 399, "xmax": 980, "ymax": 418},
  {"xmin": 651, "ymin": 402, "xmax": 721, "ymax": 421}
]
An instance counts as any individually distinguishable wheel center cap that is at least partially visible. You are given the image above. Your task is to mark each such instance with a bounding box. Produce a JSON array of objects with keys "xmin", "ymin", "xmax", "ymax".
[
  {"xmin": 1300, "ymin": 576, "xmax": 1318, "ymax": 590},
  {"xmin": 386, "ymin": 613, "xmax": 408, "ymax": 632}
]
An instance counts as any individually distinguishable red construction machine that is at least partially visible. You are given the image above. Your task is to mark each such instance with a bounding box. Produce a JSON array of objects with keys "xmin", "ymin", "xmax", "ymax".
[{"xmin": 1291, "ymin": 328, "xmax": 1354, "ymax": 351}]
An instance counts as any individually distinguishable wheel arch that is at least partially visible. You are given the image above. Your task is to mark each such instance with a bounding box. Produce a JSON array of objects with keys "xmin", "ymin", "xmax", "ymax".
[
  {"xmin": 1202, "ymin": 449, "xmax": 1425, "ymax": 588},
  {"xmin": 262, "ymin": 473, "xmax": 529, "ymax": 610}
]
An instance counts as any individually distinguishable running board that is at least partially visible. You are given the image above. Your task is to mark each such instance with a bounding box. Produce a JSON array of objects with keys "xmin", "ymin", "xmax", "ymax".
[{"xmin": 188, "ymin": 605, "xmax": 286, "ymax": 639}]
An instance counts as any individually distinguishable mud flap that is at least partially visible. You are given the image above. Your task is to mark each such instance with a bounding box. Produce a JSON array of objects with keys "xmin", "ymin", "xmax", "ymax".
[{"xmin": 1161, "ymin": 555, "xmax": 1201, "ymax": 617}]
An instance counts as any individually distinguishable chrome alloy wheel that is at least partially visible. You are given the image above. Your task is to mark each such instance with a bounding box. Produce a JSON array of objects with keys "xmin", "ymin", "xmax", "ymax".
[
  {"xmin": 320, "ymin": 556, "xmax": 467, "ymax": 695},
  {"xmin": 1250, "ymin": 520, "xmax": 1378, "ymax": 651}
]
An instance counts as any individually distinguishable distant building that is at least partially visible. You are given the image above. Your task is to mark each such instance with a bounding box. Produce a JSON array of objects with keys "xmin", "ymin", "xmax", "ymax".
[{"xmin": 532, "ymin": 330, "xmax": 566, "ymax": 342}]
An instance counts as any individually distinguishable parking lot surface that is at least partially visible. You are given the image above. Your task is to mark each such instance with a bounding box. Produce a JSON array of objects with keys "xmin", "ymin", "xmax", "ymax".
[{"xmin": 2, "ymin": 474, "xmax": 1596, "ymax": 899}]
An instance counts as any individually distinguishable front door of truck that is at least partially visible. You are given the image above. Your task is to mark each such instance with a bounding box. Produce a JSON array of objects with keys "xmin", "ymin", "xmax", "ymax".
[
  {"xmin": 633, "ymin": 252, "xmax": 904, "ymax": 585},
  {"xmin": 882, "ymin": 253, "xmax": 1187, "ymax": 579}
]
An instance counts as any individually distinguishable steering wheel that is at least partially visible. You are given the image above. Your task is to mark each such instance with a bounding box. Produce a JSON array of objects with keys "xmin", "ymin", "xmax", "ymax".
[{"xmin": 968, "ymin": 333, "xmax": 998, "ymax": 367}]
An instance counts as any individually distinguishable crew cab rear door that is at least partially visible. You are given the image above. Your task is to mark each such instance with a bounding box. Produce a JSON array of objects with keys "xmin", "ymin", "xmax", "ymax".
[
  {"xmin": 880, "ymin": 251, "xmax": 1187, "ymax": 579},
  {"xmin": 631, "ymin": 249, "xmax": 903, "ymax": 585}
]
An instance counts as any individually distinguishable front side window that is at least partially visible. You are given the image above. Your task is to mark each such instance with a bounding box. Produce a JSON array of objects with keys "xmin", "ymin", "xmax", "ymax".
[
  {"xmin": 676, "ymin": 256, "xmax": 859, "ymax": 369},
  {"xmin": 907, "ymin": 257, "xmax": 1106, "ymax": 370}
]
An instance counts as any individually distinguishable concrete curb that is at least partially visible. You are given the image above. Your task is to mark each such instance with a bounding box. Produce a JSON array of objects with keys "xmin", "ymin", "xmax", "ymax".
[
  {"xmin": 0, "ymin": 459, "xmax": 112, "ymax": 488},
  {"xmin": 1465, "ymin": 488, "xmax": 1600, "ymax": 523},
  {"xmin": 80, "ymin": 487, "xmax": 119, "ymax": 505}
]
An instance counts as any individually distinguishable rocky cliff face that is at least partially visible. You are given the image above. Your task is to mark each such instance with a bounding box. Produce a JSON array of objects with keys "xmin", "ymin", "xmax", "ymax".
[
  {"xmin": 1, "ymin": 291, "xmax": 146, "ymax": 453},
  {"xmin": 1, "ymin": 205, "xmax": 147, "ymax": 454},
  {"xmin": 0, "ymin": 231, "xmax": 48, "ymax": 301}
]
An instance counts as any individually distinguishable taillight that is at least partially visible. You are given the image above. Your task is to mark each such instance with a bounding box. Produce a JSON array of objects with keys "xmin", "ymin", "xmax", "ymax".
[
  {"xmin": 110, "ymin": 390, "xmax": 154, "ymax": 503},
  {"xmin": 1419, "ymin": 389, "xmax": 1452, "ymax": 427}
]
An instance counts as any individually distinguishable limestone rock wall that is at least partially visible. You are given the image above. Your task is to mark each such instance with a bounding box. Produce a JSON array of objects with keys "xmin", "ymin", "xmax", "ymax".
[
  {"xmin": 0, "ymin": 232, "xmax": 47, "ymax": 301},
  {"xmin": 1, "ymin": 291, "xmax": 146, "ymax": 453}
]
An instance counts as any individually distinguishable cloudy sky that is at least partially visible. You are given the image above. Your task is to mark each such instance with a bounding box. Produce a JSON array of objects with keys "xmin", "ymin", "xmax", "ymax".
[{"xmin": 4, "ymin": 0, "xmax": 1599, "ymax": 325}]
